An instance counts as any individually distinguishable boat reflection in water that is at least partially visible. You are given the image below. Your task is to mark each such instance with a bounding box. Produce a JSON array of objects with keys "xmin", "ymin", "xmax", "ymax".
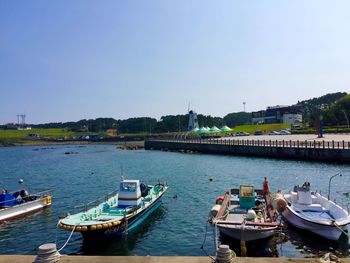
[
  {"xmin": 219, "ymin": 232, "xmax": 284, "ymax": 257},
  {"xmin": 219, "ymin": 218, "xmax": 350, "ymax": 257},
  {"xmin": 282, "ymin": 221, "xmax": 350, "ymax": 258},
  {"xmin": 80, "ymin": 206, "xmax": 167, "ymax": 255}
]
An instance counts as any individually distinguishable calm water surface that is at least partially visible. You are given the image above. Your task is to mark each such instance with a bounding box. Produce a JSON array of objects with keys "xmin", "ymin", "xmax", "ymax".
[{"xmin": 0, "ymin": 144, "xmax": 349, "ymax": 257}]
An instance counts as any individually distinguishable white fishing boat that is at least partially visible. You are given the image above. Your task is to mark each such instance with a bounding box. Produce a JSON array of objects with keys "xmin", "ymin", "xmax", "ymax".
[
  {"xmin": 276, "ymin": 180, "xmax": 350, "ymax": 241},
  {"xmin": 210, "ymin": 183, "xmax": 280, "ymax": 242},
  {"xmin": 58, "ymin": 177, "xmax": 168, "ymax": 240},
  {"xmin": 0, "ymin": 186, "xmax": 52, "ymax": 223}
]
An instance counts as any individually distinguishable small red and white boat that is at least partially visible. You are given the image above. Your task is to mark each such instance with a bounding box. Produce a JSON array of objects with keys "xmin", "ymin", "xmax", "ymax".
[{"xmin": 210, "ymin": 180, "xmax": 281, "ymax": 242}]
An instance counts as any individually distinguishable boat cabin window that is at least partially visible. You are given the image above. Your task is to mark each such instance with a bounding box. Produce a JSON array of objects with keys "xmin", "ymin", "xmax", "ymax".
[
  {"xmin": 239, "ymin": 185, "xmax": 254, "ymax": 197},
  {"xmin": 120, "ymin": 182, "xmax": 137, "ymax": 192}
]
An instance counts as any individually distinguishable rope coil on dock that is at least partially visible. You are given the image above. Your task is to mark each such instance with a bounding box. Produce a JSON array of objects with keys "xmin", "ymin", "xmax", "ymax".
[
  {"xmin": 215, "ymin": 245, "xmax": 236, "ymax": 263},
  {"xmin": 34, "ymin": 243, "xmax": 60, "ymax": 263}
]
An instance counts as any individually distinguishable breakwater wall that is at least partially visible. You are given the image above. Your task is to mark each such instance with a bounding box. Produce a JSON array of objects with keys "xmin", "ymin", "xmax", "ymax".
[{"xmin": 145, "ymin": 139, "xmax": 350, "ymax": 163}]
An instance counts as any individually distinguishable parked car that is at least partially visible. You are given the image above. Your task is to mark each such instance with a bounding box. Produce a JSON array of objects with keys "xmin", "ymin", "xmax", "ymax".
[
  {"xmin": 235, "ymin": 132, "xmax": 248, "ymax": 136},
  {"xmin": 268, "ymin": 131, "xmax": 280, "ymax": 135},
  {"xmin": 280, "ymin": 130, "xmax": 291, "ymax": 135},
  {"xmin": 254, "ymin": 130, "xmax": 263, "ymax": 135}
]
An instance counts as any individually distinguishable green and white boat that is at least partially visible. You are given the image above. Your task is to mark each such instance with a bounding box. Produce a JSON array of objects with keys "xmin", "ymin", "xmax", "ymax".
[{"xmin": 58, "ymin": 178, "xmax": 168, "ymax": 240}]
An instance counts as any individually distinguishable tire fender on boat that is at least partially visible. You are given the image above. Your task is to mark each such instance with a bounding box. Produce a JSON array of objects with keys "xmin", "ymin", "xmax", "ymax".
[
  {"xmin": 271, "ymin": 193, "xmax": 287, "ymax": 212},
  {"xmin": 112, "ymin": 220, "xmax": 120, "ymax": 226}
]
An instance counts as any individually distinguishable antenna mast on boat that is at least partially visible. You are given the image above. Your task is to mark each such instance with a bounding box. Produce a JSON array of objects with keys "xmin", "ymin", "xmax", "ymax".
[{"xmin": 120, "ymin": 166, "xmax": 125, "ymax": 181}]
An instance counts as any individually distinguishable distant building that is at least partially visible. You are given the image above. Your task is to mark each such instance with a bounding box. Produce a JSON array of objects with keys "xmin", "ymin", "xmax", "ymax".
[
  {"xmin": 188, "ymin": 110, "xmax": 199, "ymax": 131},
  {"xmin": 17, "ymin": 126, "xmax": 32, "ymax": 130},
  {"xmin": 282, "ymin": 113, "xmax": 302, "ymax": 124},
  {"xmin": 106, "ymin": 129, "xmax": 118, "ymax": 136},
  {"xmin": 252, "ymin": 105, "xmax": 303, "ymax": 124},
  {"xmin": 6, "ymin": 123, "xmax": 31, "ymax": 130},
  {"xmin": 6, "ymin": 123, "xmax": 17, "ymax": 129}
]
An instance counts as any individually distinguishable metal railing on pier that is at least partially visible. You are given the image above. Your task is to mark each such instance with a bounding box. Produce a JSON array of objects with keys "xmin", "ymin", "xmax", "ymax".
[{"xmin": 148, "ymin": 138, "xmax": 350, "ymax": 150}]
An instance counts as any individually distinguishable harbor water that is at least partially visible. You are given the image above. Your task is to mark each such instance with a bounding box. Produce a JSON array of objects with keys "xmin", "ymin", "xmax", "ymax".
[{"xmin": 0, "ymin": 144, "xmax": 349, "ymax": 257}]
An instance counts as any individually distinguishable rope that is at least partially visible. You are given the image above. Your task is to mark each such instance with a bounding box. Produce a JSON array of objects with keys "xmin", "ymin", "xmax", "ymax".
[
  {"xmin": 216, "ymin": 209, "xmax": 229, "ymax": 220},
  {"xmin": 333, "ymin": 221, "xmax": 350, "ymax": 238},
  {"xmin": 216, "ymin": 250, "xmax": 236, "ymax": 263},
  {"xmin": 216, "ymin": 245, "xmax": 237, "ymax": 263},
  {"xmin": 200, "ymin": 220, "xmax": 215, "ymax": 261},
  {"xmin": 214, "ymin": 222, "xmax": 219, "ymax": 251},
  {"xmin": 57, "ymin": 225, "xmax": 76, "ymax": 252}
]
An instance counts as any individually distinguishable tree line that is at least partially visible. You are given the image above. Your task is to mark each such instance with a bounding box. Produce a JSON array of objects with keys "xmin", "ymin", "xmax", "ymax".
[
  {"xmin": 30, "ymin": 113, "xmax": 251, "ymax": 133},
  {"xmin": 2, "ymin": 92, "xmax": 348, "ymax": 134}
]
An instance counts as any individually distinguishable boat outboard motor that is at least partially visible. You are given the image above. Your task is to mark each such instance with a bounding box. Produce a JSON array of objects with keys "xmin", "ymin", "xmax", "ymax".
[{"xmin": 140, "ymin": 183, "xmax": 148, "ymax": 197}]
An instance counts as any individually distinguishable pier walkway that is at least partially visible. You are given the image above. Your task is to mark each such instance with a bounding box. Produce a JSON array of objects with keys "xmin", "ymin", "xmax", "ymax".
[
  {"xmin": 1, "ymin": 255, "xmax": 348, "ymax": 263},
  {"xmin": 145, "ymin": 134, "xmax": 350, "ymax": 162}
]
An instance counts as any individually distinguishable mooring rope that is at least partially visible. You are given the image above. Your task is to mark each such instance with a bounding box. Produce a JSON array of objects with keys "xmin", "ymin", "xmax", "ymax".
[
  {"xmin": 333, "ymin": 221, "xmax": 350, "ymax": 238},
  {"xmin": 200, "ymin": 220, "xmax": 215, "ymax": 261},
  {"xmin": 57, "ymin": 225, "xmax": 76, "ymax": 252}
]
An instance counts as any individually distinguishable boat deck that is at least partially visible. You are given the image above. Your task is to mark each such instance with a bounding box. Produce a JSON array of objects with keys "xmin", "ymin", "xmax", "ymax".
[
  {"xmin": 61, "ymin": 188, "xmax": 161, "ymax": 227},
  {"xmin": 295, "ymin": 210, "xmax": 334, "ymax": 220}
]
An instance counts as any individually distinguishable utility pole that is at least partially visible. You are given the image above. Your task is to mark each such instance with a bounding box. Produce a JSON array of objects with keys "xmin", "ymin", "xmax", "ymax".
[
  {"xmin": 243, "ymin": 102, "xmax": 246, "ymax": 112},
  {"xmin": 343, "ymin": 110, "xmax": 349, "ymax": 128}
]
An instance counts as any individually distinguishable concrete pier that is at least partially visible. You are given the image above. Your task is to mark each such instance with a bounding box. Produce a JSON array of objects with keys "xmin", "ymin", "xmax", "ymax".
[
  {"xmin": 1, "ymin": 256, "xmax": 349, "ymax": 263},
  {"xmin": 145, "ymin": 134, "xmax": 350, "ymax": 163}
]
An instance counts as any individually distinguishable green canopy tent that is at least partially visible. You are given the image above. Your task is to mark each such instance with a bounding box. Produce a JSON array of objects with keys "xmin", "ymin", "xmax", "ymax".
[
  {"xmin": 197, "ymin": 127, "xmax": 209, "ymax": 135},
  {"xmin": 220, "ymin": 125, "xmax": 232, "ymax": 132},
  {"xmin": 209, "ymin": 126, "xmax": 221, "ymax": 133}
]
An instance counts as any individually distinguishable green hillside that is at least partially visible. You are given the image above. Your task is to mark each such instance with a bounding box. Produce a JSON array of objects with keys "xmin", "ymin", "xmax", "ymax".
[{"xmin": 231, "ymin": 123, "xmax": 291, "ymax": 134}]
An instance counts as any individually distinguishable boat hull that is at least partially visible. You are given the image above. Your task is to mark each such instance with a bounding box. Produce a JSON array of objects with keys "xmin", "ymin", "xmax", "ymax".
[
  {"xmin": 81, "ymin": 195, "xmax": 163, "ymax": 240},
  {"xmin": 282, "ymin": 206, "xmax": 345, "ymax": 241},
  {"xmin": 217, "ymin": 225, "xmax": 277, "ymax": 242},
  {"xmin": 0, "ymin": 197, "xmax": 51, "ymax": 223}
]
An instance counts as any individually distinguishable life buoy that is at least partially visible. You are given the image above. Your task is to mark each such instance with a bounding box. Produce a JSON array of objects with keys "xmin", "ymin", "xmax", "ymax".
[{"xmin": 216, "ymin": 196, "xmax": 224, "ymax": 205}]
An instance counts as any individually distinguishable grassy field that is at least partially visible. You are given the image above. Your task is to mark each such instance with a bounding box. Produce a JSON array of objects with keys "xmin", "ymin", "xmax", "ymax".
[
  {"xmin": 0, "ymin": 128, "xmax": 83, "ymax": 144},
  {"xmin": 231, "ymin": 123, "xmax": 292, "ymax": 134}
]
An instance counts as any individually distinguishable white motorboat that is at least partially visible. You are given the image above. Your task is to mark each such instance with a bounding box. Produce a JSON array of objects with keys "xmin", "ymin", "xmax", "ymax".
[
  {"xmin": 276, "ymin": 182, "xmax": 350, "ymax": 241},
  {"xmin": 0, "ymin": 189, "xmax": 52, "ymax": 223}
]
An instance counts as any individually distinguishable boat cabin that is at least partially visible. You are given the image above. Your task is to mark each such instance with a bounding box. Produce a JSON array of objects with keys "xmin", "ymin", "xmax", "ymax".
[
  {"xmin": 292, "ymin": 182, "xmax": 313, "ymax": 205},
  {"xmin": 118, "ymin": 180, "xmax": 142, "ymax": 208},
  {"xmin": 239, "ymin": 185, "xmax": 256, "ymax": 209}
]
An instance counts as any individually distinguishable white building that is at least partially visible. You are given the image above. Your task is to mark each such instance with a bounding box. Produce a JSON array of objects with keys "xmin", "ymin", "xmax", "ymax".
[{"xmin": 282, "ymin": 113, "xmax": 302, "ymax": 124}]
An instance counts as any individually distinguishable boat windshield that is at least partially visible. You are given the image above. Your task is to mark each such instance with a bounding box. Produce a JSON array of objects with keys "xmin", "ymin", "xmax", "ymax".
[{"xmin": 120, "ymin": 182, "xmax": 137, "ymax": 192}]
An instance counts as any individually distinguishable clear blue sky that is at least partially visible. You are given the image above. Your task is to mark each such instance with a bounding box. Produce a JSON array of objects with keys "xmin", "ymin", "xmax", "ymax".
[{"xmin": 1, "ymin": 1, "xmax": 349, "ymax": 124}]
